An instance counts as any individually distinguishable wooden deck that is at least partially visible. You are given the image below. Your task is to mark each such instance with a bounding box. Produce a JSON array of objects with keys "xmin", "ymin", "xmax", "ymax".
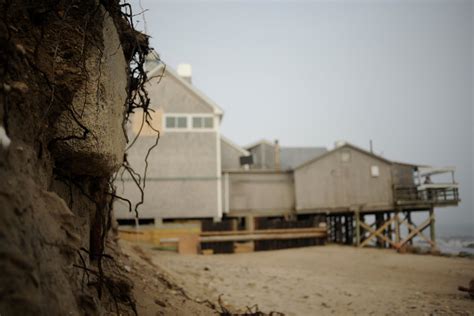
[{"xmin": 394, "ymin": 185, "xmax": 460, "ymax": 208}]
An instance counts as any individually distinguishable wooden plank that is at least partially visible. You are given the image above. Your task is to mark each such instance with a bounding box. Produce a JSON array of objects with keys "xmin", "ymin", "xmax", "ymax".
[
  {"xmin": 359, "ymin": 216, "xmax": 398, "ymax": 248},
  {"xmin": 417, "ymin": 183, "xmax": 458, "ymax": 190},
  {"xmin": 403, "ymin": 220, "xmax": 435, "ymax": 247},
  {"xmin": 200, "ymin": 227, "xmax": 326, "ymax": 237},
  {"xmin": 199, "ymin": 231, "xmax": 326, "ymax": 243},
  {"xmin": 395, "ymin": 212, "xmax": 400, "ymax": 243},
  {"xmin": 234, "ymin": 241, "xmax": 254, "ymax": 253},
  {"xmin": 429, "ymin": 208, "xmax": 436, "ymax": 247},
  {"xmin": 418, "ymin": 167, "xmax": 455, "ymax": 177},
  {"xmin": 398, "ymin": 215, "xmax": 433, "ymax": 248},
  {"xmin": 178, "ymin": 234, "xmax": 199, "ymax": 255},
  {"xmin": 355, "ymin": 212, "xmax": 360, "ymax": 246}
]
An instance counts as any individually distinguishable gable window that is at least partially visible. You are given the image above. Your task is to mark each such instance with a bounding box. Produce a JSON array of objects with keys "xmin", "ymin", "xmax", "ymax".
[
  {"xmin": 340, "ymin": 150, "xmax": 351, "ymax": 162},
  {"xmin": 165, "ymin": 116, "xmax": 187, "ymax": 129},
  {"xmin": 192, "ymin": 116, "xmax": 213, "ymax": 129}
]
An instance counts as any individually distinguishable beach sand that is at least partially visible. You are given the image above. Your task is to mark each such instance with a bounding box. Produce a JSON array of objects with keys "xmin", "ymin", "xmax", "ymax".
[{"xmin": 123, "ymin": 241, "xmax": 474, "ymax": 315}]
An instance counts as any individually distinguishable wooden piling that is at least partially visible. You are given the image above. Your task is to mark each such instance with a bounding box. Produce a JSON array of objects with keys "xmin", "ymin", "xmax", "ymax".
[
  {"xmin": 395, "ymin": 211, "xmax": 400, "ymax": 244},
  {"xmin": 355, "ymin": 211, "xmax": 360, "ymax": 247},
  {"xmin": 407, "ymin": 211, "xmax": 413, "ymax": 245},
  {"xmin": 429, "ymin": 207, "xmax": 436, "ymax": 249}
]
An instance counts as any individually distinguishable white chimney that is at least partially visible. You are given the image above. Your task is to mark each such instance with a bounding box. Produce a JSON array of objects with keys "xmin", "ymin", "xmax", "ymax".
[
  {"xmin": 334, "ymin": 140, "xmax": 346, "ymax": 148},
  {"xmin": 177, "ymin": 63, "xmax": 192, "ymax": 84}
]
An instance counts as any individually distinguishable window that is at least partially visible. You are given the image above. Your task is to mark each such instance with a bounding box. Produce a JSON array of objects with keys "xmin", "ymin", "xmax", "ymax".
[
  {"xmin": 341, "ymin": 150, "xmax": 351, "ymax": 162},
  {"xmin": 165, "ymin": 116, "xmax": 187, "ymax": 129},
  {"xmin": 204, "ymin": 117, "xmax": 213, "ymax": 128},
  {"xmin": 192, "ymin": 116, "xmax": 214, "ymax": 129},
  {"xmin": 177, "ymin": 117, "xmax": 187, "ymax": 128},
  {"xmin": 371, "ymin": 165, "xmax": 380, "ymax": 177},
  {"xmin": 192, "ymin": 117, "xmax": 202, "ymax": 128}
]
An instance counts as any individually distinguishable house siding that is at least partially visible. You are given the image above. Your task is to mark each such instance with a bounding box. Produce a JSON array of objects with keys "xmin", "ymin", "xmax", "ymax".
[
  {"xmin": 221, "ymin": 138, "xmax": 244, "ymax": 171},
  {"xmin": 392, "ymin": 163, "xmax": 415, "ymax": 187},
  {"xmin": 114, "ymin": 65, "xmax": 222, "ymax": 220},
  {"xmin": 294, "ymin": 147, "xmax": 394, "ymax": 212},
  {"xmin": 147, "ymin": 71, "xmax": 214, "ymax": 114},
  {"xmin": 249, "ymin": 143, "xmax": 276, "ymax": 170},
  {"xmin": 225, "ymin": 172, "xmax": 294, "ymax": 216}
]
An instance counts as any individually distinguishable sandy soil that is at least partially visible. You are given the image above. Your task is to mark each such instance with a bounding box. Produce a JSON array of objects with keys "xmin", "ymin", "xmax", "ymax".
[
  {"xmin": 118, "ymin": 241, "xmax": 217, "ymax": 315},
  {"xmin": 127, "ymin": 242, "xmax": 474, "ymax": 315}
]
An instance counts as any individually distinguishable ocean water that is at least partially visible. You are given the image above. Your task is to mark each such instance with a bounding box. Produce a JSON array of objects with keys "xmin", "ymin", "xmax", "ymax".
[{"xmin": 436, "ymin": 236, "xmax": 474, "ymax": 255}]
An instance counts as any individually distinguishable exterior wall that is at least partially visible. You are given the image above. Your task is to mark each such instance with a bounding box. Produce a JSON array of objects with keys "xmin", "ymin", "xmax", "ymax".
[
  {"xmin": 294, "ymin": 147, "xmax": 394, "ymax": 212},
  {"xmin": 115, "ymin": 179, "xmax": 218, "ymax": 219},
  {"xmin": 221, "ymin": 138, "xmax": 244, "ymax": 170},
  {"xmin": 249, "ymin": 143, "xmax": 276, "ymax": 170},
  {"xmin": 115, "ymin": 132, "xmax": 221, "ymax": 219},
  {"xmin": 114, "ymin": 68, "xmax": 222, "ymax": 220},
  {"xmin": 224, "ymin": 172, "xmax": 295, "ymax": 216},
  {"xmin": 392, "ymin": 164, "xmax": 415, "ymax": 187}
]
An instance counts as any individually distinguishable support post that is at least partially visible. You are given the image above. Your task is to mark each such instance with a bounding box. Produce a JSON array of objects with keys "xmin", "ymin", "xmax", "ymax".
[
  {"xmin": 429, "ymin": 207, "xmax": 436, "ymax": 249},
  {"xmin": 375, "ymin": 213, "xmax": 384, "ymax": 248},
  {"xmin": 407, "ymin": 211, "xmax": 413, "ymax": 245},
  {"xmin": 395, "ymin": 211, "xmax": 400, "ymax": 244},
  {"xmin": 245, "ymin": 215, "xmax": 255, "ymax": 232},
  {"xmin": 386, "ymin": 212, "xmax": 392, "ymax": 244},
  {"xmin": 355, "ymin": 211, "xmax": 360, "ymax": 247}
]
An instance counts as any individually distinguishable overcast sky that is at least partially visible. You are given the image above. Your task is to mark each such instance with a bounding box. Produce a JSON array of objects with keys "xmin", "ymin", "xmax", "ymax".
[{"xmin": 131, "ymin": 0, "xmax": 473, "ymax": 237}]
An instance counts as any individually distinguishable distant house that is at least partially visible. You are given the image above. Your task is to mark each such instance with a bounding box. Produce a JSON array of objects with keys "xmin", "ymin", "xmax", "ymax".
[
  {"xmin": 221, "ymin": 140, "xmax": 327, "ymax": 218},
  {"xmin": 294, "ymin": 142, "xmax": 396, "ymax": 213},
  {"xmin": 115, "ymin": 61, "xmax": 225, "ymax": 222}
]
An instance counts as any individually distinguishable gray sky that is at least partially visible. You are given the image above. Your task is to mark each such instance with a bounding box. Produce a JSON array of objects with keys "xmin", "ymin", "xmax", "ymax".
[{"xmin": 132, "ymin": 0, "xmax": 473, "ymax": 237}]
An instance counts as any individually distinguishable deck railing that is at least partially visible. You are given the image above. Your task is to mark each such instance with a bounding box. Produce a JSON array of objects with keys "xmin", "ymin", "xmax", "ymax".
[{"xmin": 394, "ymin": 185, "xmax": 459, "ymax": 206}]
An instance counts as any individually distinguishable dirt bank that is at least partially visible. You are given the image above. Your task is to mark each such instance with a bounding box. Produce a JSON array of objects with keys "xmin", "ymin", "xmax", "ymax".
[
  {"xmin": 126, "ymin": 241, "xmax": 474, "ymax": 315},
  {"xmin": 0, "ymin": 1, "xmax": 151, "ymax": 314}
]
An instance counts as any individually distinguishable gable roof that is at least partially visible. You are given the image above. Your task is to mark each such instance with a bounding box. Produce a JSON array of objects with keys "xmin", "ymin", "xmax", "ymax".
[
  {"xmin": 244, "ymin": 139, "xmax": 275, "ymax": 150},
  {"xmin": 147, "ymin": 62, "xmax": 224, "ymax": 117},
  {"xmin": 280, "ymin": 147, "xmax": 327, "ymax": 170},
  {"xmin": 221, "ymin": 135, "xmax": 250, "ymax": 156},
  {"xmin": 294, "ymin": 142, "xmax": 393, "ymax": 170}
]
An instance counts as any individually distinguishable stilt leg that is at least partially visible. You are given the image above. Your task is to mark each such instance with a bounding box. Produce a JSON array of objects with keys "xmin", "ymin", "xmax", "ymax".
[{"xmin": 356, "ymin": 211, "xmax": 361, "ymax": 247}]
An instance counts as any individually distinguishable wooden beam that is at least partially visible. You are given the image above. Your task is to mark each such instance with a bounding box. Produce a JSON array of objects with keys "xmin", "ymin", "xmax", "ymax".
[
  {"xmin": 395, "ymin": 212, "xmax": 400, "ymax": 243},
  {"xmin": 359, "ymin": 216, "xmax": 398, "ymax": 248},
  {"xmin": 200, "ymin": 227, "xmax": 326, "ymax": 237},
  {"xmin": 355, "ymin": 212, "xmax": 360, "ymax": 247},
  {"xmin": 200, "ymin": 231, "xmax": 326, "ymax": 243},
  {"xmin": 403, "ymin": 220, "xmax": 435, "ymax": 247},
  {"xmin": 398, "ymin": 214, "xmax": 433, "ymax": 248},
  {"xmin": 429, "ymin": 208, "xmax": 436, "ymax": 248}
]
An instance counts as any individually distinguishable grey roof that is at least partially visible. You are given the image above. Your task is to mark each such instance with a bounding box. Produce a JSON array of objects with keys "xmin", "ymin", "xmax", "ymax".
[
  {"xmin": 280, "ymin": 147, "xmax": 327, "ymax": 170},
  {"xmin": 294, "ymin": 143, "xmax": 394, "ymax": 170}
]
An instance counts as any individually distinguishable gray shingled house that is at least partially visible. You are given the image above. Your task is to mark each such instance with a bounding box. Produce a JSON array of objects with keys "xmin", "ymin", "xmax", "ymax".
[
  {"xmin": 114, "ymin": 60, "xmax": 224, "ymax": 222},
  {"xmin": 115, "ymin": 57, "xmax": 459, "ymax": 251}
]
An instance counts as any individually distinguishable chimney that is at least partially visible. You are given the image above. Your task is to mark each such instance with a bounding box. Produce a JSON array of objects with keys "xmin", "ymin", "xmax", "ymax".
[
  {"xmin": 177, "ymin": 63, "xmax": 192, "ymax": 84},
  {"xmin": 334, "ymin": 140, "xmax": 346, "ymax": 148},
  {"xmin": 274, "ymin": 139, "xmax": 281, "ymax": 171}
]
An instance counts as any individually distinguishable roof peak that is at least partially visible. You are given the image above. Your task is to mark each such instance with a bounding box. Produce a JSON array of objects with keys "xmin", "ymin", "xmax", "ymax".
[{"xmin": 147, "ymin": 62, "xmax": 224, "ymax": 117}]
